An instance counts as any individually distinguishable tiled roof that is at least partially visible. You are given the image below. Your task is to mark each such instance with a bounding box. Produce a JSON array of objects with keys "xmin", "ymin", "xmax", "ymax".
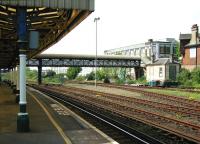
[
  {"xmin": 179, "ymin": 34, "xmax": 200, "ymax": 40},
  {"xmin": 153, "ymin": 58, "xmax": 170, "ymax": 65},
  {"xmin": 147, "ymin": 58, "xmax": 179, "ymax": 66},
  {"xmin": 179, "ymin": 34, "xmax": 191, "ymax": 40}
]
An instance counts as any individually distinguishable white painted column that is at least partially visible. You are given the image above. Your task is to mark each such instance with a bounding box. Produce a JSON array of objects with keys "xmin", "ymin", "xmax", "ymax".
[
  {"xmin": 13, "ymin": 67, "xmax": 17, "ymax": 86},
  {"xmin": 19, "ymin": 54, "xmax": 26, "ymax": 105},
  {"xmin": 16, "ymin": 65, "xmax": 19, "ymax": 92}
]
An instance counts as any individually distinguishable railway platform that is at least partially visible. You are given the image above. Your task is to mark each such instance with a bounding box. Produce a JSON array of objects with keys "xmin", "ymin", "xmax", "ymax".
[{"xmin": 0, "ymin": 84, "xmax": 117, "ymax": 144}]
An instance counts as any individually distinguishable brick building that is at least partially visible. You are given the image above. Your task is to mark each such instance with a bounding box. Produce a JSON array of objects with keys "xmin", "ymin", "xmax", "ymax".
[{"xmin": 180, "ymin": 24, "xmax": 200, "ymax": 70}]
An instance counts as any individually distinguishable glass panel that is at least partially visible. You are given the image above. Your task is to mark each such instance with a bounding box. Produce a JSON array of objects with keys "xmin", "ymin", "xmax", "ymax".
[{"xmin": 190, "ymin": 48, "xmax": 196, "ymax": 58}]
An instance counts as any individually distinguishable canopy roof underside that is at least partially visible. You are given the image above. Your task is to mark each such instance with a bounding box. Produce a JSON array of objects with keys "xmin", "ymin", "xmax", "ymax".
[{"xmin": 0, "ymin": 0, "xmax": 94, "ymax": 68}]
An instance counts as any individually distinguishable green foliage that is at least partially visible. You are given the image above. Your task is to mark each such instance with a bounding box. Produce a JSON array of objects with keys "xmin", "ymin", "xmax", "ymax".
[
  {"xmin": 191, "ymin": 68, "xmax": 200, "ymax": 84},
  {"xmin": 96, "ymin": 69, "xmax": 106, "ymax": 80},
  {"xmin": 86, "ymin": 71, "xmax": 95, "ymax": 81},
  {"xmin": 146, "ymin": 89, "xmax": 200, "ymax": 100},
  {"xmin": 136, "ymin": 76, "xmax": 147, "ymax": 84},
  {"xmin": 66, "ymin": 67, "xmax": 82, "ymax": 80},
  {"xmin": 115, "ymin": 79, "xmax": 125, "ymax": 84},
  {"xmin": 175, "ymin": 42, "xmax": 181, "ymax": 58},
  {"xmin": 103, "ymin": 77, "xmax": 110, "ymax": 83},
  {"xmin": 43, "ymin": 73, "xmax": 66, "ymax": 84},
  {"xmin": 118, "ymin": 68, "xmax": 126, "ymax": 81},
  {"xmin": 76, "ymin": 75, "xmax": 86, "ymax": 81},
  {"xmin": 45, "ymin": 70, "xmax": 56, "ymax": 77},
  {"xmin": 1, "ymin": 73, "xmax": 8, "ymax": 80},
  {"xmin": 26, "ymin": 68, "xmax": 37, "ymax": 81},
  {"xmin": 126, "ymin": 79, "xmax": 136, "ymax": 84},
  {"xmin": 176, "ymin": 68, "xmax": 200, "ymax": 87},
  {"xmin": 177, "ymin": 68, "xmax": 191, "ymax": 86}
]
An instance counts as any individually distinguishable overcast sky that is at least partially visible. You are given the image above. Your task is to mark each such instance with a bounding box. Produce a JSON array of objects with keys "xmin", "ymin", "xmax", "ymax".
[{"xmin": 44, "ymin": 0, "xmax": 200, "ymax": 55}]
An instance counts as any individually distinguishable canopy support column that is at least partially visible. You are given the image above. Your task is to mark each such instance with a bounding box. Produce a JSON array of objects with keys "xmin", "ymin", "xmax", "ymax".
[
  {"xmin": 17, "ymin": 7, "xmax": 29, "ymax": 132},
  {"xmin": 15, "ymin": 65, "xmax": 20, "ymax": 103}
]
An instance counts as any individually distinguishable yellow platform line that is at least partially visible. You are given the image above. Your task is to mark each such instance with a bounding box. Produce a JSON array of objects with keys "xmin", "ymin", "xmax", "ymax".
[{"xmin": 28, "ymin": 91, "xmax": 72, "ymax": 144}]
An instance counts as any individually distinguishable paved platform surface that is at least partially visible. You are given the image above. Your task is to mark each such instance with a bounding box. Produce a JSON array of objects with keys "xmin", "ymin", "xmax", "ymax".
[{"xmin": 0, "ymin": 84, "xmax": 117, "ymax": 144}]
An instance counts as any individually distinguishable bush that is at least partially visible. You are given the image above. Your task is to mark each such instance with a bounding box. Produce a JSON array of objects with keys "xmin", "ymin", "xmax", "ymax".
[
  {"xmin": 66, "ymin": 67, "xmax": 82, "ymax": 80},
  {"xmin": 136, "ymin": 76, "xmax": 147, "ymax": 84},
  {"xmin": 96, "ymin": 69, "xmax": 106, "ymax": 80},
  {"xmin": 126, "ymin": 79, "xmax": 136, "ymax": 84},
  {"xmin": 45, "ymin": 70, "xmax": 56, "ymax": 77},
  {"xmin": 191, "ymin": 68, "xmax": 200, "ymax": 84},
  {"xmin": 115, "ymin": 79, "xmax": 125, "ymax": 84},
  {"xmin": 76, "ymin": 75, "xmax": 86, "ymax": 81},
  {"xmin": 86, "ymin": 72, "xmax": 95, "ymax": 81},
  {"xmin": 177, "ymin": 68, "xmax": 191, "ymax": 85},
  {"xmin": 103, "ymin": 77, "xmax": 110, "ymax": 83}
]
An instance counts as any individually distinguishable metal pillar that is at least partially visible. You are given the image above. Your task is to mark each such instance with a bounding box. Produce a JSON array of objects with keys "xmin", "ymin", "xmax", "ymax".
[
  {"xmin": 38, "ymin": 59, "xmax": 42, "ymax": 85},
  {"xmin": 94, "ymin": 17, "xmax": 100, "ymax": 88},
  {"xmin": 17, "ymin": 7, "xmax": 29, "ymax": 132}
]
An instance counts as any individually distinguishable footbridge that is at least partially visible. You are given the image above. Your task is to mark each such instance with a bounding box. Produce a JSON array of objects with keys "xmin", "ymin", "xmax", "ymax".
[{"xmin": 27, "ymin": 54, "xmax": 141, "ymax": 67}]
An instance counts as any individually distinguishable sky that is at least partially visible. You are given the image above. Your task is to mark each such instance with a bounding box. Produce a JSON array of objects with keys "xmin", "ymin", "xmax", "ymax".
[{"xmin": 43, "ymin": 0, "xmax": 200, "ymax": 55}]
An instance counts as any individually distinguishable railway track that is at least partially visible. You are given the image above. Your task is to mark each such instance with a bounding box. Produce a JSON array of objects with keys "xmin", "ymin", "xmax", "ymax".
[
  {"xmin": 31, "ymin": 84, "xmax": 199, "ymax": 143},
  {"xmin": 30, "ymin": 85, "xmax": 163, "ymax": 144},
  {"xmin": 50, "ymin": 85, "xmax": 200, "ymax": 119},
  {"xmin": 97, "ymin": 83, "xmax": 200, "ymax": 108}
]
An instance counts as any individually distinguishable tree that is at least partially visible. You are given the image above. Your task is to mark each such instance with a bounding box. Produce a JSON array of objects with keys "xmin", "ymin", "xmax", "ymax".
[
  {"xmin": 86, "ymin": 71, "xmax": 95, "ymax": 81},
  {"xmin": 46, "ymin": 70, "xmax": 56, "ymax": 77},
  {"xmin": 96, "ymin": 68, "xmax": 106, "ymax": 80},
  {"xmin": 175, "ymin": 42, "xmax": 181, "ymax": 59},
  {"xmin": 66, "ymin": 67, "xmax": 82, "ymax": 80},
  {"xmin": 26, "ymin": 68, "xmax": 37, "ymax": 81}
]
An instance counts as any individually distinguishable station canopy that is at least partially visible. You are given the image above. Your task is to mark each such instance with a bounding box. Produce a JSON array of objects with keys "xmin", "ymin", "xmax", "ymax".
[{"xmin": 0, "ymin": 0, "xmax": 94, "ymax": 68}]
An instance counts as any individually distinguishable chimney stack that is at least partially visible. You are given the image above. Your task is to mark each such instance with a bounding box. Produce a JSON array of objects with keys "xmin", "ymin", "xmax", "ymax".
[{"xmin": 189, "ymin": 24, "xmax": 199, "ymax": 45}]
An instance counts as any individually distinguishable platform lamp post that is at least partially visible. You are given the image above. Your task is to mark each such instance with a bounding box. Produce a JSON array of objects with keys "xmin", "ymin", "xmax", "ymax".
[{"xmin": 94, "ymin": 17, "xmax": 100, "ymax": 88}]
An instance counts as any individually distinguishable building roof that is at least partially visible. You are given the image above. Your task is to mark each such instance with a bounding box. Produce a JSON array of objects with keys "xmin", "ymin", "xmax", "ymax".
[
  {"xmin": 154, "ymin": 58, "xmax": 170, "ymax": 65},
  {"xmin": 179, "ymin": 34, "xmax": 200, "ymax": 40},
  {"xmin": 147, "ymin": 58, "xmax": 179, "ymax": 66},
  {"xmin": 104, "ymin": 38, "xmax": 176, "ymax": 54},
  {"xmin": 179, "ymin": 34, "xmax": 192, "ymax": 40}
]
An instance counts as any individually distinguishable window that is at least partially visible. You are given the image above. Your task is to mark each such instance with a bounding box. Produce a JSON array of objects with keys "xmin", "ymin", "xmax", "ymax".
[
  {"xmin": 165, "ymin": 45, "xmax": 170, "ymax": 54},
  {"xmin": 159, "ymin": 67, "xmax": 163, "ymax": 77},
  {"xmin": 160, "ymin": 46, "xmax": 164, "ymax": 54},
  {"xmin": 190, "ymin": 48, "xmax": 196, "ymax": 58},
  {"xmin": 160, "ymin": 45, "xmax": 170, "ymax": 54}
]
